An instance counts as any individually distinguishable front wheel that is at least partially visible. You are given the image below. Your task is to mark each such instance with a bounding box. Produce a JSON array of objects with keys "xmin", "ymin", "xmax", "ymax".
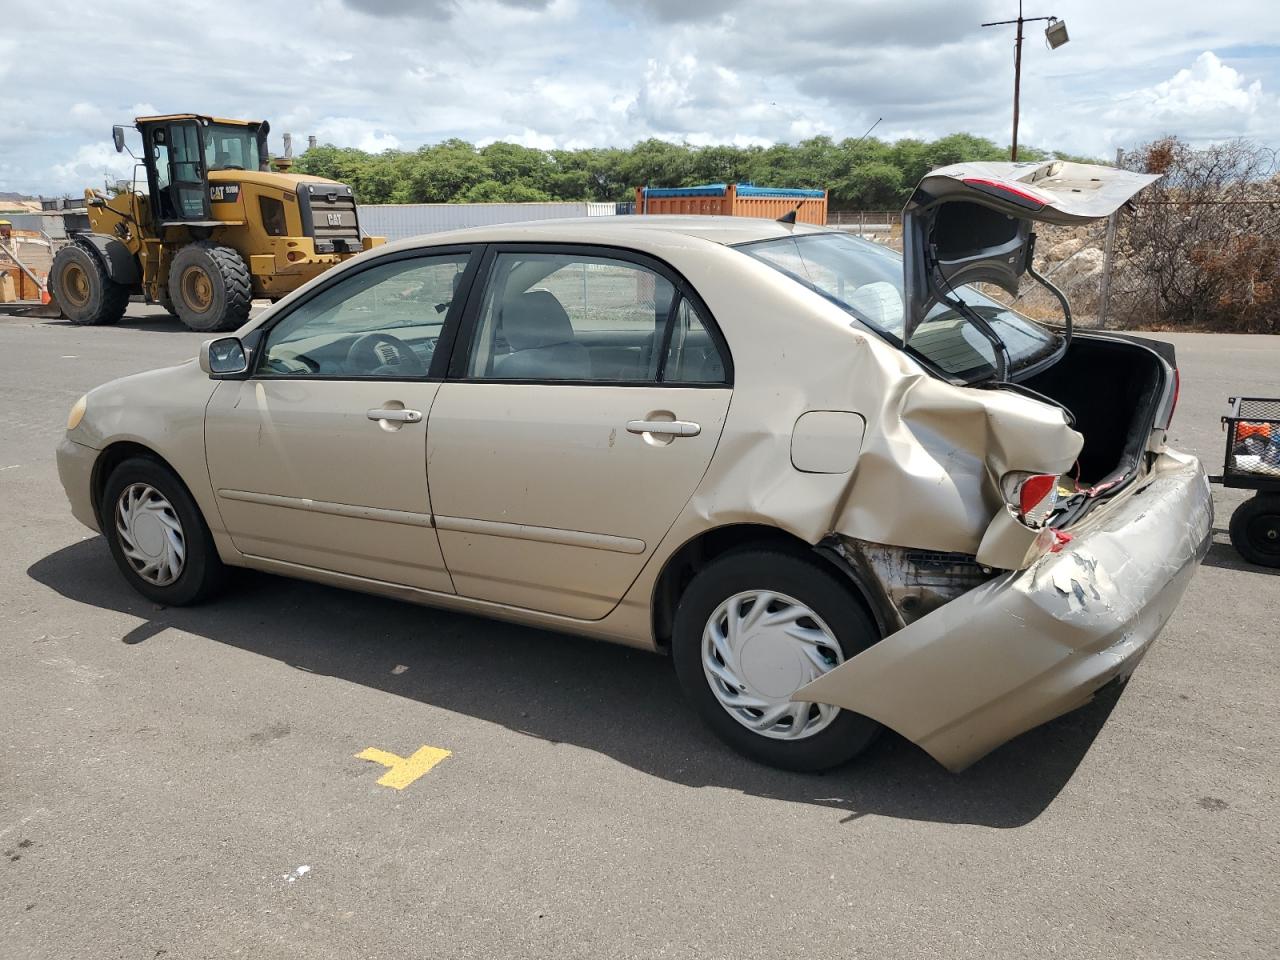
[
  {"xmin": 1229, "ymin": 493, "xmax": 1280, "ymax": 568},
  {"xmin": 671, "ymin": 546, "xmax": 881, "ymax": 772},
  {"xmin": 167, "ymin": 241, "xmax": 252, "ymax": 332},
  {"xmin": 101, "ymin": 457, "xmax": 227, "ymax": 605}
]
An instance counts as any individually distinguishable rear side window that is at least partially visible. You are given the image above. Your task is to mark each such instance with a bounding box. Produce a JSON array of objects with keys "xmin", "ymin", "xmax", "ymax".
[
  {"xmin": 663, "ymin": 299, "xmax": 726, "ymax": 384},
  {"xmin": 739, "ymin": 232, "xmax": 1057, "ymax": 383},
  {"xmin": 461, "ymin": 251, "xmax": 727, "ymax": 385}
]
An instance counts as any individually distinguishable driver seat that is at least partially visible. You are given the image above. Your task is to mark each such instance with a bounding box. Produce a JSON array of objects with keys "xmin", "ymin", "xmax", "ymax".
[{"xmin": 494, "ymin": 291, "xmax": 591, "ymax": 380}]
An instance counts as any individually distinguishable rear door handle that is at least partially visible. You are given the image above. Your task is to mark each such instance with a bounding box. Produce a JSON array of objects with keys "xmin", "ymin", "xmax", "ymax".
[
  {"xmin": 367, "ymin": 407, "xmax": 422, "ymax": 423},
  {"xmin": 626, "ymin": 419, "xmax": 700, "ymax": 437}
]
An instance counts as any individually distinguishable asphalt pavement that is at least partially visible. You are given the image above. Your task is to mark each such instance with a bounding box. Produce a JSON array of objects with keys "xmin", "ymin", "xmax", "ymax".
[{"xmin": 2, "ymin": 306, "xmax": 1277, "ymax": 959}]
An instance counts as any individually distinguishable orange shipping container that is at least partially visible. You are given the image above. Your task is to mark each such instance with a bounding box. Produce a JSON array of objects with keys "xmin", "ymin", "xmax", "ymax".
[{"xmin": 634, "ymin": 182, "xmax": 827, "ymax": 225}]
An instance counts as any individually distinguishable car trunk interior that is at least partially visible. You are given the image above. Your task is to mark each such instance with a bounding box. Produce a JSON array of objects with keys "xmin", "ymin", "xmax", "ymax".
[{"xmin": 1021, "ymin": 335, "xmax": 1167, "ymax": 488}]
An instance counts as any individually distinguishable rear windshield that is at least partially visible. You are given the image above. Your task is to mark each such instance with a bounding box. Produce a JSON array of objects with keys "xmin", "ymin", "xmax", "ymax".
[{"xmin": 737, "ymin": 232, "xmax": 1059, "ymax": 383}]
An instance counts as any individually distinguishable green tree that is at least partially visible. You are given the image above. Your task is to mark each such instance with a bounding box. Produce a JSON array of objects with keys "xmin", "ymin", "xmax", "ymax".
[
  {"xmin": 294, "ymin": 132, "xmax": 1106, "ymax": 209},
  {"xmin": 396, "ymin": 140, "xmax": 490, "ymax": 202},
  {"xmin": 458, "ymin": 179, "xmax": 553, "ymax": 202}
]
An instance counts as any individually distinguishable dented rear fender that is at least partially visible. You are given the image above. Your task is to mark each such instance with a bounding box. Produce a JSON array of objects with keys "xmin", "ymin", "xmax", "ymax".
[{"xmin": 794, "ymin": 450, "xmax": 1212, "ymax": 771}]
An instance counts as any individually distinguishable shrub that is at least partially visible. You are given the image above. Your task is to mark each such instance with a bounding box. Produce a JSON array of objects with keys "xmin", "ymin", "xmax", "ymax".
[{"xmin": 1116, "ymin": 137, "xmax": 1280, "ymax": 333}]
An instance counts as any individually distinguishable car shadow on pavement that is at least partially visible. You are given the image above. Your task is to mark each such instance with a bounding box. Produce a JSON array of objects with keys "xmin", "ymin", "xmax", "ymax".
[{"xmin": 29, "ymin": 537, "xmax": 1124, "ymax": 830}]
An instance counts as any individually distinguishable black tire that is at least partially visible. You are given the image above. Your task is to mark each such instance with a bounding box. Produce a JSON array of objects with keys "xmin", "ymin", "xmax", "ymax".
[
  {"xmin": 50, "ymin": 242, "xmax": 128, "ymax": 325},
  {"xmin": 1229, "ymin": 494, "xmax": 1280, "ymax": 568},
  {"xmin": 101, "ymin": 456, "xmax": 227, "ymax": 606},
  {"xmin": 671, "ymin": 546, "xmax": 881, "ymax": 772},
  {"xmin": 167, "ymin": 241, "xmax": 252, "ymax": 332},
  {"xmin": 155, "ymin": 285, "xmax": 175, "ymax": 315}
]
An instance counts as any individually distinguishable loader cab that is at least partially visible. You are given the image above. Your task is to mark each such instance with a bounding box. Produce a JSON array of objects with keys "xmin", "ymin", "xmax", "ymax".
[{"xmin": 131, "ymin": 115, "xmax": 270, "ymax": 226}]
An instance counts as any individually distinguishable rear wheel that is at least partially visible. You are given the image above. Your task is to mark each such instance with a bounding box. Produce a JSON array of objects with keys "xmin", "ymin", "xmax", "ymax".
[
  {"xmin": 50, "ymin": 242, "xmax": 128, "ymax": 325},
  {"xmin": 671, "ymin": 546, "xmax": 881, "ymax": 771},
  {"xmin": 1229, "ymin": 494, "xmax": 1280, "ymax": 568},
  {"xmin": 101, "ymin": 457, "xmax": 226, "ymax": 605},
  {"xmin": 168, "ymin": 241, "xmax": 252, "ymax": 332}
]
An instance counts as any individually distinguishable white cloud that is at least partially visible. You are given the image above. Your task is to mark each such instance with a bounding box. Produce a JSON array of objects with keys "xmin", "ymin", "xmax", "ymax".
[
  {"xmin": 312, "ymin": 118, "xmax": 403, "ymax": 153},
  {"xmin": 2, "ymin": 0, "xmax": 1279, "ymax": 194},
  {"xmin": 69, "ymin": 102, "xmax": 106, "ymax": 129},
  {"xmin": 51, "ymin": 142, "xmax": 136, "ymax": 194},
  {"xmin": 1104, "ymin": 52, "xmax": 1276, "ymax": 142},
  {"xmin": 484, "ymin": 129, "xmax": 559, "ymax": 150}
]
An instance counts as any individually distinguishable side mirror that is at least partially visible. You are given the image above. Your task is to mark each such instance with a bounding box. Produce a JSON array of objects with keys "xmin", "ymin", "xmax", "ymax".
[
  {"xmin": 112, "ymin": 125, "xmax": 126, "ymax": 153},
  {"xmin": 200, "ymin": 337, "xmax": 249, "ymax": 377}
]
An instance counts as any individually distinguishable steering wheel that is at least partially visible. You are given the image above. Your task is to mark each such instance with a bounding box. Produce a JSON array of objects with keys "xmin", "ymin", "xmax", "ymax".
[{"xmin": 345, "ymin": 332, "xmax": 428, "ymax": 377}]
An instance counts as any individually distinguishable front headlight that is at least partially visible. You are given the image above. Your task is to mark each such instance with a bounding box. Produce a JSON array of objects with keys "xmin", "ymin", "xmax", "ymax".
[{"xmin": 67, "ymin": 395, "xmax": 87, "ymax": 431}]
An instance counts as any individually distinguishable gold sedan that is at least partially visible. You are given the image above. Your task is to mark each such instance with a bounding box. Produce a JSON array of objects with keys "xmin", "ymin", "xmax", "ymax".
[{"xmin": 58, "ymin": 162, "xmax": 1211, "ymax": 772}]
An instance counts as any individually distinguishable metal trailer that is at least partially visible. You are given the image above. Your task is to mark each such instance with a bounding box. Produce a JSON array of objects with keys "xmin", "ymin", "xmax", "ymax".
[
  {"xmin": 1210, "ymin": 396, "xmax": 1280, "ymax": 567},
  {"xmin": 634, "ymin": 183, "xmax": 828, "ymax": 225}
]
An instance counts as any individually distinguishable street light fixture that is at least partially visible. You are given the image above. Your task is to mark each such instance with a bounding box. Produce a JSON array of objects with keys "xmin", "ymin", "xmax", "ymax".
[
  {"xmin": 982, "ymin": 2, "xmax": 1070, "ymax": 160},
  {"xmin": 1045, "ymin": 18, "xmax": 1070, "ymax": 49}
]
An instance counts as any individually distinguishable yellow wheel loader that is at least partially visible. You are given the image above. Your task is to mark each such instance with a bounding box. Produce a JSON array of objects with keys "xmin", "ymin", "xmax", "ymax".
[{"xmin": 49, "ymin": 114, "xmax": 383, "ymax": 331}]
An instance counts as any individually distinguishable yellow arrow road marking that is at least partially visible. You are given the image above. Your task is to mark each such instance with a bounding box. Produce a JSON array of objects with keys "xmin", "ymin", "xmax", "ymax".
[{"xmin": 356, "ymin": 745, "xmax": 452, "ymax": 789}]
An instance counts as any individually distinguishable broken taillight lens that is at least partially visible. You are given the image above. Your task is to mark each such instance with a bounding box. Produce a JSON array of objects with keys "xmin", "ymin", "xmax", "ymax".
[{"xmin": 1002, "ymin": 471, "xmax": 1059, "ymax": 526}]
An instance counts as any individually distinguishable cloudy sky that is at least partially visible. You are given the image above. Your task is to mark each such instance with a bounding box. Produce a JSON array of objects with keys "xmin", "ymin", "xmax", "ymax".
[{"xmin": 3, "ymin": 0, "xmax": 1278, "ymax": 195}]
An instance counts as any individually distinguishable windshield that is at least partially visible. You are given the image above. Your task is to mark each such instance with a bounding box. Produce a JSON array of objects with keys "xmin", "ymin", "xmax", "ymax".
[
  {"xmin": 738, "ymin": 232, "xmax": 1059, "ymax": 383},
  {"xmin": 203, "ymin": 124, "xmax": 261, "ymax": 172}
]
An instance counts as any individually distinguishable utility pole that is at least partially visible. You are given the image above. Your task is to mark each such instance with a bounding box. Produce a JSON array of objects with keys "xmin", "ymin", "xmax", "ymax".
[
  {"xmin": 982, "ymin": 3, "xmax": 1069, "ymax": 161},
  {"xmin": 1012, "ymin": 11, "xmax": 1024, "ymax": 159}
]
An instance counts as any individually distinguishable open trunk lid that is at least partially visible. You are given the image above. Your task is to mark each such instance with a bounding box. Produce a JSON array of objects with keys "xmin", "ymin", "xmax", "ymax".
[{"xmin": 902, "ymin": 160, "xmax": 1160, "ymax": 343}]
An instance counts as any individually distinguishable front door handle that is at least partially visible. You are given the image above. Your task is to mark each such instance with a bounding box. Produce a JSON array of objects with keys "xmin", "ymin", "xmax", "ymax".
[
  {"xmin": 367, "ymin": 407, "xmax": 422, "ymax": 423},
  {"xmin": 626, "ymin": 419, "xmax": 700, "ymax": 438}
]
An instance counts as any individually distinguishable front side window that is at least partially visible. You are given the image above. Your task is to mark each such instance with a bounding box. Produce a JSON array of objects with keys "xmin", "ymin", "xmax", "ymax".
[
  {"xmin": 464, "ymin": 252, "xmax": 677, "ymax": 382},
  {"xmin": 740, "ymin": 232, "xmax": 1059, "ymax": 383},
  {"xmin": 259, "ymin": 254, "xmax": 470, "ymax": 378},
  {"xmin": 168, "ymin": 123, "xmax": 206, "ymax": 218},
  {"xmin": 152, "ymin": 138, "xmax": 171, "ymax": 191}
]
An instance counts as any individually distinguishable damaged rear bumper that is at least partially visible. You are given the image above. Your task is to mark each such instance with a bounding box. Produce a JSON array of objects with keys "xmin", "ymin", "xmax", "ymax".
[{"xmin": 796, "ymin": 450, "xmax": 1213, "ymax": 772}]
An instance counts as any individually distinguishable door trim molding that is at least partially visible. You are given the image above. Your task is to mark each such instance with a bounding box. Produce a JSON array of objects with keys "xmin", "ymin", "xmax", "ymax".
[
  {"xmin": 217, "ymin": 489, "xmax": 436, "ymax": 528},
  {"xmin": 434, "ymin": 515, "xmax": 646, "ymax": 555}
]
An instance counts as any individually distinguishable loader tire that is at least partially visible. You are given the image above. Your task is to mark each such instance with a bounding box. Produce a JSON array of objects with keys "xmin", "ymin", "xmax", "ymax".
[
  {"xmin": 50, "ymin": 242, "xmax": 128, "ymax": 326},
  {"xmin": 168, "ymin": 241, "xmax": 252, "ymax": 333}
]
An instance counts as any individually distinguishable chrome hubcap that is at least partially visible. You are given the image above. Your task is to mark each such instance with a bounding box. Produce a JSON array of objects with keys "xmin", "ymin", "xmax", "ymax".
[
  {"xmin": 115, "ymin": 483, "xmax": 186, "ymax": 586},
  {"xmin": 702, "ymin": 590, "xmax": 844, "ymax": 740}
]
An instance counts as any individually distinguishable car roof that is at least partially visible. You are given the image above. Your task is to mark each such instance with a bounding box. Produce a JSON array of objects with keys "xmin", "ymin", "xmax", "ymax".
[{"xmin": 381, "ymin": 214, "xmax": 834, "ymax": 254}]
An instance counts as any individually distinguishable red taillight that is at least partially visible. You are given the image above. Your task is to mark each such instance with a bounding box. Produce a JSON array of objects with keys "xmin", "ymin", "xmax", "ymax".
[
  {"xmin": 1001, "ymin": 471, "xmax": 1061, "ymax": 526},
  {"xmin": 961, "ymin": 176, "xmax": 1047, "ymax": 210},
  {"xmin": 1169, "ymin": 367, "xmax": 1181, "ymax": 426},
  {"xmin": 1019, "ymin": 474, "xmax": 1058, "ymax": 518}
]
